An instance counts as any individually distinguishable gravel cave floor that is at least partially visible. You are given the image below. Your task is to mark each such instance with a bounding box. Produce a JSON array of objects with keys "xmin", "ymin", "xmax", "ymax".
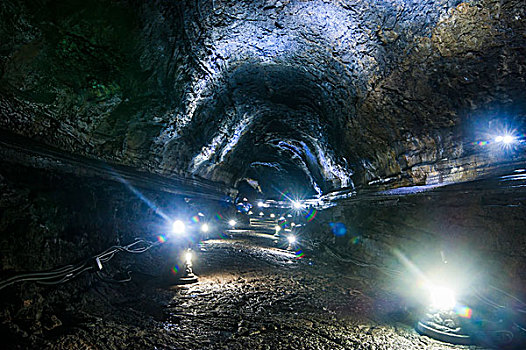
[{"xmin": 4, "ymin": 234, "xmax": 487, "ymax": 350}]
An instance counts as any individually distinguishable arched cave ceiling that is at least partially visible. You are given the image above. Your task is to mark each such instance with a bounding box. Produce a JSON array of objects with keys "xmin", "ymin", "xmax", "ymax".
[{"xmin": 1, "ymin": 0, "xmax": 525, "ymax": 197}]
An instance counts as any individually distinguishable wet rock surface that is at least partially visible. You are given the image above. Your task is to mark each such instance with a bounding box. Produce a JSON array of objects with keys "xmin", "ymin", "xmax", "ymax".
[{"xmin": 2, "ymin": 237, "xmax": 485, "ymax": 350}]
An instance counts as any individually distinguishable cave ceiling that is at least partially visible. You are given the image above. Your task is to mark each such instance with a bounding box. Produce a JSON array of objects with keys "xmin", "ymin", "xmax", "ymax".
[{"xmin": 1, "ymin": 0, "xmax": 525, "ymax": 197}]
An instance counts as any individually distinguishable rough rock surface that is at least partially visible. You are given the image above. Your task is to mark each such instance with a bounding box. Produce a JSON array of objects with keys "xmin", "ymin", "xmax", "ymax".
[{"xmin": 2, "ymin": 0, "xmax": 525, "ymax": 194}]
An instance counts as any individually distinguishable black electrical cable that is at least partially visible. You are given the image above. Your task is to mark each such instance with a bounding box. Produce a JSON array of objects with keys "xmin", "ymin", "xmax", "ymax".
[
  {"xmin": 0, "ymin": 264, "xmax": 86, "ymax": 290},
  {"xmin": 0, "ymin": 238, "xmax": 159, "ymax": 291}
]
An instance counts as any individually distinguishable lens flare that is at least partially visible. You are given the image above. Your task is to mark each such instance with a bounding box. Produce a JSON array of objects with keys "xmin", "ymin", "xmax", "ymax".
[
  {"xmin": 305, "ymin": 208, "xmax": 317, "ymax": 222},
  {"xmin": 330, "ymin": 222, "xmax": 347, "ymax": 236},
  {"xmin": 201, "ymin": 223, "xmax": 209, "ymax": 232},
  {"xmin": 454, "ymin": 305, "xmax": 473, "ymax": 319},
  {"xmin": 157, "ymin": 235, "xmax": 167, "ymax": 243},
  {"xmin": 295, "ymin": 249, "xmax": 305, "ymax": 259},
  {"xmin": 279, "ymin": 190, "xmax": 292, "ymax": 202},
  {"xmin": 228, "ymin": 219, "xmax": 237, "ymax": 227},
  {"xmin": 171, "ymin": 265, "xmax": 179, "ymax": 274}
]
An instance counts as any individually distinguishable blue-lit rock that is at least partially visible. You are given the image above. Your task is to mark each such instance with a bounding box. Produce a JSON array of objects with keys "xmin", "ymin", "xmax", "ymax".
[{"xmin": 1, "ymin": 0, "xmax": 525, "ymax": 195}]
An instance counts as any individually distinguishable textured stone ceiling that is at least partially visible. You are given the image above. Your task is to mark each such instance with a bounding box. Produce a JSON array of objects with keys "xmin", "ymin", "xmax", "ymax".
[{"xmin": 1, "ymin": 0, "xmax": 525, "ymax": 197}]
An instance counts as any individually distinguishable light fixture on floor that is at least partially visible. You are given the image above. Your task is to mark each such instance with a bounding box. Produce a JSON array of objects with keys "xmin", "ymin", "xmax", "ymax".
[
  {"xmin": 171, "ymin": 220, "xmax": 186, "ymax": 236},
  {"xmin": 292, "ymin": 201, "xmax": 303, "ymax": 210},
  {"xmin": 178, "ymin": 249, "xmax": 198, "ymax": 284},
  {"xmin": 416, "ymin": 280, "xmax": 472, "ymax": 345},
  {"xmin": 286, "ymin": 235, "xmax": 296, "ymax": 250}
]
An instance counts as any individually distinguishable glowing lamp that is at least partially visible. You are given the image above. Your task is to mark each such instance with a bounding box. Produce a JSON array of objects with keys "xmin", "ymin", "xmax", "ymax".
[
  {"xmin": 275, "ymin": 225, "xmax": 281, "ymax": 233},
  {"xmin": 287, "ymin": 235, "xmax": 296, "ymax": 244},
  {"xmin": 428, "ymin": 284, "xmax": 456, "ymax": 310},
  {"xmin": 172, "ymin": 220, "xmax": 186, "ymax": 235},
  {"xmin": 292, "ymin": 201, "xmax": 302, "ymax": 210},
  {"xmin": 257, "ymin": 202, "xmax": 264, "ymax": 207},
  {"xmin": 259, "ymin": 212, "xmax": 264, "ymax": 216},
  {"xmin": 185, "ymin": 251, "xmax": 193, "ymax": 264},
  {"xmin": 495, "ymin": 134, "xmax": 516, "ymax": 144},
  {"xmin": 503, "ymin": 135, "xmax": 514, "ymax": 144},
  {"xmin": 201, "ymin": 223, "xmax": 209, "ymax": 233},
  {"xmin": 228, "ymin": 219, "xmax": 237, "ymax": 227},
  {"xmin": 270, "ymin": 213, "xmax": 276, "ymax": 218}
]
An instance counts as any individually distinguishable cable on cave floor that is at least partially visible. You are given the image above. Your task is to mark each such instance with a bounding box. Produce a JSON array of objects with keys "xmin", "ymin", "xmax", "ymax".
[{"xmin": 0, "ymin": 239, "xmax": 159, "ymax": 291}]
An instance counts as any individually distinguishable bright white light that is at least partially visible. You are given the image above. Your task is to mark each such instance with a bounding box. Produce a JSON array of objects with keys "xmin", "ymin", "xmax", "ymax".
[
  {"xmin": 292, "ymin": 201, "xmax": 302, "ymax": 209},
  {"xmin": 172, "ymin": 220, "xmax": 186, "ymax": 235},
  {"xmin": 228, "ymin": 219, "xmax": 237, "ymax": 227},
  {"xmin": 270, "ymin": 213, "xmax": 275, "ymax": 218},
  {"xmin": 503, "ymin": 135, "xmax": 514, "ymax": 144},
  {"xmin": 428, "ymin": 284, "xmax": 456, "ymax": 310},
  {"xmin": 275, "ymin": 225, "xmax": 281, "ymax": 232},
  {"xmin": 287, "ymin": 235, "xmax": 296, "ymax": 244},
  {"xmin": 494, "ymin": 134, "xmax": 516, "ymax": 145},
  {"xmin": 259, "ymin": 212, "xmax": 264, "ymax": 216},
  {"xmin": 198, "ymin": 212, "xmax": 205, "ymax": 217},
  {"xmin": 279, "ymin": 216, "xmax": 285, "ymax": 221},
  {"xmin": 248, "ymin": 211, "xmax": 253, "ymax": 215},
  {"xmin": 185, "ymin": 251, "xmax": 193, "ymax": 264},
  {"xmin": 287, "ymin": 214, "xmax": 292, "ymax": 217},
  {"xmin": 201, "ymin": 223, "xmax": 209, "ymax": 232},
  {"xmin": 291, "ymin": 222, "xmax": 296, "ymax": 227},
  {"xmin": 257, "ymin": 202, "xmax": 264, "ymax": 207}
]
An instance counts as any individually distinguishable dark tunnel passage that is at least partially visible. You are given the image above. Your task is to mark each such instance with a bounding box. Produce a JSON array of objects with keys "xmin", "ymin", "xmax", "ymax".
[
  {"xmin": 174, "ymin": 62, "xmax": 353, "ymax": 197},
  {"xmin": 1, "ymin": 0, "xmax": 526, "ymax": 349}
]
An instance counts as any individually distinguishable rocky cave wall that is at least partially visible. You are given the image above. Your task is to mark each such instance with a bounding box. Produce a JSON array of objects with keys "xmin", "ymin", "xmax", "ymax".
[
  {"xmin": 0, "ymin": 160, "xmax": 233, "ymax": 342},
  {"xmin": 2, "ymin": 0, "xmax": 525, "ymax": 196},
  {"xmin": 309, "ymin": 177, "xmax": 526, "ymax": 299}
]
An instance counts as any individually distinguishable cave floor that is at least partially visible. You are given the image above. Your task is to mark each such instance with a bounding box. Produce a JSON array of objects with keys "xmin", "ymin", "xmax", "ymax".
[{"xmin": 31, "ymin": 234, "xmax": 486, "ymax": 350}]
